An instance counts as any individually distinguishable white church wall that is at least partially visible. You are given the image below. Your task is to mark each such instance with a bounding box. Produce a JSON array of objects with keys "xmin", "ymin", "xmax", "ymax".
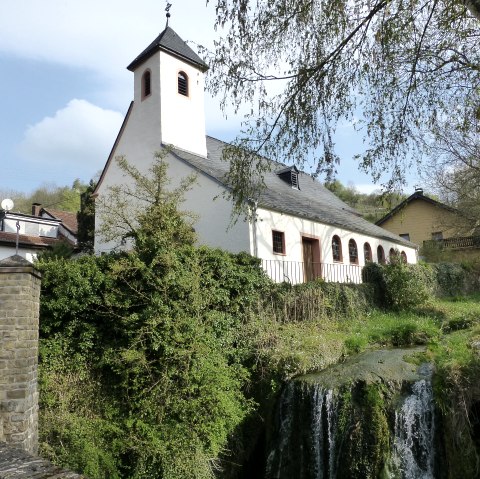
[
  {"xmin": 164, "ymin": 153, "xmax": 251, "ymax": 254},
  {"xmin": 95, "ymin": 149, "xmax": 252, "ymax": 255},
  {"xmin": 254, "ymin": 207, "xmax": 417, "ymax": 284},
  {"xmin": 159, "ymin": 52, "xmax": 207, "ymax": 158}
]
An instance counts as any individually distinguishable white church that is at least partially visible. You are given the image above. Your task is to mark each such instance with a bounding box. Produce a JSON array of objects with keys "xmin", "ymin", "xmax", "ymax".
[{"xmin": 93, "ymin": 25, "xmax": 418, "ymax": 284}]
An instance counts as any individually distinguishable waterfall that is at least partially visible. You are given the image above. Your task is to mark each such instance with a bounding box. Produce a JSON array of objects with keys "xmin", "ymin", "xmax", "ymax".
[
  {"xmin": 390, "ymin": 379, "xmax": 436, "ymax": 479},
  {"xmin": 265, "ymin": 352, "xmax": 437, "ymax": 479},
  {"xmin": 266, "ymin": 379, "xmax": 436, "ymax": 479},
  {"xmin": 266, "ymin": 382, "xmax": 339, "ymax": 479}
]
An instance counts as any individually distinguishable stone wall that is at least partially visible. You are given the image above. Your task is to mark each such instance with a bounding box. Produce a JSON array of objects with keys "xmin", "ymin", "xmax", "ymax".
[
  {"xmin": 0, "ymin": 255, "xmax": 40, "ymax": 454},
  {"xmin": 0, "ymin": 443, "xmax": 85, "ymax": 478}
]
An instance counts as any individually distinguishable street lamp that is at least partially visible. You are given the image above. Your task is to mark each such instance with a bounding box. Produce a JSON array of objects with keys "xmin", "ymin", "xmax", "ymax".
[{"xmin": 0, "ymin": 199, "xmax": 19, "ymax": 255}]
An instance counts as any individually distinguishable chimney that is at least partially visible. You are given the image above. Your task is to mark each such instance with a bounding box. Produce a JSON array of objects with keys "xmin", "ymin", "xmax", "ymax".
[
  {"xmin": 31, "ymin": 203, "xmax": 42, "ymax": 217},
  {"xmin": 414, "ymin": 187, "xmax": 424, "ymax": 195}
]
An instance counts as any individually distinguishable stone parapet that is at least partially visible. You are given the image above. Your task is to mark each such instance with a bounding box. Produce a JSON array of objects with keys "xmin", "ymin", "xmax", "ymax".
[{"xmin": 0, "ymin": 255, "xmax": 41, "ymax": 454}]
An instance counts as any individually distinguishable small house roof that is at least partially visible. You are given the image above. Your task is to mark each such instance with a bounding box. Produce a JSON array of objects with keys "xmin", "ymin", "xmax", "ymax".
[
  {"xmin": 41, "ymin": 208, "xmax": 78, "ymax": 235},
  {"xmin": 375, "ymin": 190, "xmax": 456, "ymax": 227}
]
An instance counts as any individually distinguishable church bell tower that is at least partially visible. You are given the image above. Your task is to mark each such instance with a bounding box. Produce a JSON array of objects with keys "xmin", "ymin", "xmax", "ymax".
[{"xmin": 126, "ymin": 22, "xmax": 209, "ymax": 157}]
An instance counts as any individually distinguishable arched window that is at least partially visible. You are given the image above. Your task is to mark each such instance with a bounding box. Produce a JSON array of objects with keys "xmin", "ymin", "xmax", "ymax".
[
  {"xmin": 400, "ymin": 251, "xmax": 407, "ymax": 263},
  {"xmin": 364, "ymin": 242, "xmax": 372, "ymax": 262},
  {"xmin": 377, "ymin": 245, "xmax": 385, "ymax": 264},
  {"xmin": 389, "ymin": 248, "xmax": 397, "ymax": 262},
  {"xmin": 178, "ymin": 71, "xmax": 188, "ymax": 96},
  {"xmin": 348, "ymin": 239, "xmax": 358, "ymax": 264},
  {"xmin": 142, "ymin": 70, "xmax": 151, "ymax": 99},
  {"xmin": 332, "ymin": 235, "xmax": 343, "ymax": 262}
]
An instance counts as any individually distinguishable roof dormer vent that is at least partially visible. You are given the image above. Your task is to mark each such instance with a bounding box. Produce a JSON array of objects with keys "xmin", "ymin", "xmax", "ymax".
[{"xmin": 277, "ymin": 166, "xmax": 300, "ymax": 189}]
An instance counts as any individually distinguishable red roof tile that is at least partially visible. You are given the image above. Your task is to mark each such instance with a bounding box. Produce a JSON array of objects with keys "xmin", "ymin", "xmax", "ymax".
[
  {"xmin": 41, "ymin": 208, "xmax": 78, "ymax": 234},
  {"xmin": 0, "ymin": 231, "xmax": 58, "ymax": 248}
]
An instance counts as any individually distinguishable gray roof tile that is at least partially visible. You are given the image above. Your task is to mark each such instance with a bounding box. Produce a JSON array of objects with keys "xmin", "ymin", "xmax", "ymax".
[
  {"xmin": 170, "ymin": 136, "xmax": 417, "ymax": 248},
  {"xmin": 127, "ymin": 26, "xmax": 208, "ymax": 72}
]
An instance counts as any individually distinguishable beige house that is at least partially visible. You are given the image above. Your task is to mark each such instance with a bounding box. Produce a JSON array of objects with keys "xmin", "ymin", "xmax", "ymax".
[
  {"xmin": 376, "ymin": 189, "xmax": 480, "ymax": 261},
  {"xmin": 376, "ymin": 189, "xmax": 461, "ymax": 246}
]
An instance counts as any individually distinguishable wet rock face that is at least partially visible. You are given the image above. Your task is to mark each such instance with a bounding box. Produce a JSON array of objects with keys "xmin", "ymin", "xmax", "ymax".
[{"xmin": 265, "ymin": 348, "xmax": 438, "ymax": 479}]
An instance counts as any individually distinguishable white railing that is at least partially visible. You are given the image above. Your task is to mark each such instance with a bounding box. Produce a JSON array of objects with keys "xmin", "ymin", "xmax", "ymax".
[{"xmin": 262, "ymin": 259, "xmax": 364, "ymax": 284}]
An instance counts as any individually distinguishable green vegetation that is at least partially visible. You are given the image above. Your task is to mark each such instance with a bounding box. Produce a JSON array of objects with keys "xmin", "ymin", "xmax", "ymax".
[
  {"xmin": 0, "ymin": 179, "xmax": 89, "ymax": 214},
  {"xmin": 38, "ymin": 255, "xmax": 480, "ymax": 477},
  {"xmin": 324, "ymin": 180, "xmax": 406, "ymax": 223},
  {"xmin": 335, "ymin": 383, "xmax": 390, "ymax": 479},
  {"xmin": 36, "ymin": 153, "xmax": 480, "ymax": 478}
]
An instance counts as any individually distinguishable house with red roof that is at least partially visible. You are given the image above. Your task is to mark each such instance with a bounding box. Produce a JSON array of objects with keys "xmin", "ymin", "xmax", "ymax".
[{"xmin": 0, "ymin": 204, "xmax": 78, "ymax": 262}]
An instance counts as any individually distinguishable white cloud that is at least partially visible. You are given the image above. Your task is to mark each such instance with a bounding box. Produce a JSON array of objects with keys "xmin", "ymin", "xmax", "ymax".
[
  {"xmin": 0, "ymin": 1, "xmax": 218, "ymax": 77},
  {"xmin": 17, "ymin": 99, "xmax": 123, "ymax": 175}
]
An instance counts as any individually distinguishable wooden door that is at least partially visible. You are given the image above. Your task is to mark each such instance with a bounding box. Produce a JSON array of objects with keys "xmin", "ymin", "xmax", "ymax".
[{"xmin": 302, "ymin": 237, "xmax": 321, "ymax": 282}]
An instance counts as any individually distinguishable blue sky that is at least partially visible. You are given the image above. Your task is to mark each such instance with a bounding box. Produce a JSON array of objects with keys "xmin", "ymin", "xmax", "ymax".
[{"xmin": 0, "ymin": 0, "xmax": 421, "ymax": 196}]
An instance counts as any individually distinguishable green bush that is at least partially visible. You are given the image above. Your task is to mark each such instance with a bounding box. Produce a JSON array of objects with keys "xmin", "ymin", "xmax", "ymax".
[
  {"xmin": 364, "ymin": 260, "xmax": 434, "ymax": 310},
  {"xmin": 434, "ymin": 262, "xmax": 468, "ymax": 297},
  {"xmin": 37, "ymin": 246, "xmax": 266, "ymax": 479}
]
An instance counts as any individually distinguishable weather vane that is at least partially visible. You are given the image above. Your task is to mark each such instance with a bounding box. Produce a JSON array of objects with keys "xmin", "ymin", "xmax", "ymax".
[{"xmin": 165, "ymin": 2, "xmax": 172, "ymax": 26}]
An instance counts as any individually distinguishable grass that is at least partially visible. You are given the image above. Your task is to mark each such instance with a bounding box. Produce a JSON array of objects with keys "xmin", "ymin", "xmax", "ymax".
[{"xmin": 253, "ymin": 293, "xmax": 480, "ymax": 381}]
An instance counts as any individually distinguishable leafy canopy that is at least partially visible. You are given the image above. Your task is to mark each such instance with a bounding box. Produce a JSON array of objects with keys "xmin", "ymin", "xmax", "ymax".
[{"xmin": 203, "ymin": 0, "xmax": 480, "ymax": 213}]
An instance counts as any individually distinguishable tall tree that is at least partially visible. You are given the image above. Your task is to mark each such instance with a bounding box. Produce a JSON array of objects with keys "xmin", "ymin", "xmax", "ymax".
[
  {"xmin": 425, "ymin": 123, "xmax": 480, "ymax": 232},
  {"xmin": 203, "ymin": 0, "xmax": 480, "ymax": 213},
  {"xmin": 95, "ymin": 152, "xmax": 197, "ymax": 255},
  {"xmin": 76, "ymin": 180, "xmax": 97, "ymax": 252}
]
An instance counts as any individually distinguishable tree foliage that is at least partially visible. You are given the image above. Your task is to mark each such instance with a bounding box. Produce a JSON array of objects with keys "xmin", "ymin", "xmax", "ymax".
[
  {"xmin": 96, "ymin": 153, "xmax": 198, "ymax": 253},
  {"xmin": 203, "ymin": 0, "xmax": 480, "ymax": 213},
  {"xmin": 0, "ymin": 179, "xmax": 88, "ymax": 214},
  {"xmin": 425, "ymin": 124, "xmax": 480, "ymax": 232},
  {"xmin": 76, "ymin": 179, "xmax": 97, "ymax": 252}
]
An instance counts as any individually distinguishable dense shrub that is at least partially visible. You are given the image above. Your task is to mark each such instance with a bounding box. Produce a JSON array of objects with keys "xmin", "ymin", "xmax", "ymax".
[
  {"xmin": 363, "ymin": 260, "xmax": 434, "ymax": 310},
  {"xmin": 433, "ymin": 262, "xmax": 468, "ymax": 297},
  {"xmin": 37, "ymin": 246, "xmax": 270, "ymax": 479}
]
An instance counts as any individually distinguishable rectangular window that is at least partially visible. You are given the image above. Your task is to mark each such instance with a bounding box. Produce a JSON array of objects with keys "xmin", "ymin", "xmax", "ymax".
[
  {"xmin": 400, "ymin": 233, "xmax": 410, "ymax": 241},
  {"xmin": 432, "ymin": 231, "xmax": 443, "ymax": 241},
  {"xmin": 272, "ymin": 230, "xmax": 285, "ymax": 254}
]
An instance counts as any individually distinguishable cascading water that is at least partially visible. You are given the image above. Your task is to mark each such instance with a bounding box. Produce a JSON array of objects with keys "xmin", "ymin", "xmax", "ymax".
[
  {"xmin": 390, "ymin": 378, "xmax": 436, "ymax": 479},
  {"xmin": 266, "ymin": 382, "xmax": 339, "ymax": 479},
  {"xmin": 264, "ymin": 349, "xmax": 437, "ymax": 479}
]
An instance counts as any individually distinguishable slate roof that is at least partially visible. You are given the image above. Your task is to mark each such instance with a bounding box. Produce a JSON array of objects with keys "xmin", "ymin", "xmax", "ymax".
[
  {"xmin": 170, "ymin": 136, "xmax": 417, "ymax": 248},
  {"xmin": 127, "ymin": 26, "xmax": 208, "ymax": 72}
]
